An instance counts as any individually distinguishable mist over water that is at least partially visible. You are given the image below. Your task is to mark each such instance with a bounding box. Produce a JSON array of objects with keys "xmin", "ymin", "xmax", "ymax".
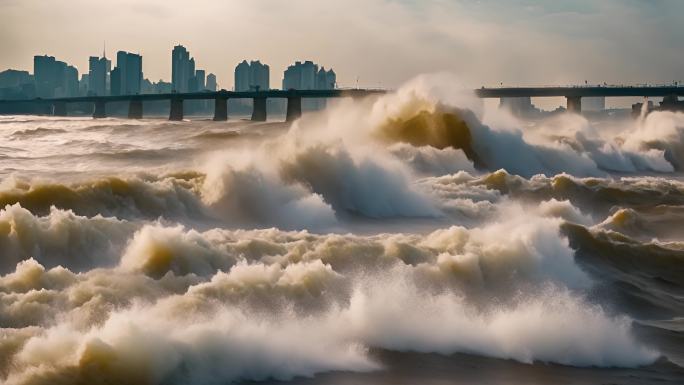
[{"xmin": 1, "ymin": 74, "xmax": 684, "ymax": 384}]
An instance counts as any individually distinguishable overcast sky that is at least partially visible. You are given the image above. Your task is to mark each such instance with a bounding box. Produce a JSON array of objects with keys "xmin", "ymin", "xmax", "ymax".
[{"xmin": 1, "ymin": 0, "xmax": 683, "ymax": 91}]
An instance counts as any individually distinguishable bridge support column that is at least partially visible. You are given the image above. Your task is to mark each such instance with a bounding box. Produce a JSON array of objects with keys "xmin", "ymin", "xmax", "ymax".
[
  {"xmin": 213, "ymin": 98, "xmax": 228, "ymax": 121},
  {"xmin": 566, "ymin": 96, "xmax": 582, "ymax": 113},
  {"xmin": 53, "ymin": 101, "xmax": 67, "ymax": 116},
  {"xmin": 128, "ymin": 100, "xmax": 143, "ymax": 119},
  {"xmin": 286, "ymin": 96, "xmax": 302, "ymax": 122},
  {"xmin": 251, "ymin": 97, "xmax": 267, "ymax": 121},
  {"xmin": 37, "ymin": 102, "xmax": 52, "ymax": 115},
  {"xmin": 93, "ymin": 101, "xmax": 107, "ymax": 118},
  {"xmin": 169, "ymin": 98, "xmax": 184, "ymax": 121}
]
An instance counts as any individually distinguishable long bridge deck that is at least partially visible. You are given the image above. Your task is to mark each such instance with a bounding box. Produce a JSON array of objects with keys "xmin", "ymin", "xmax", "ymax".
[{"xmin": 0, "ymin": 86, "xmax": 681, "ymax": 121}]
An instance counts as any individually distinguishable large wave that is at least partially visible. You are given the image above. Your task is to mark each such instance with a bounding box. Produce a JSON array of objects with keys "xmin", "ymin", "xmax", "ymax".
[
  {"xmin": 2, "ymin": 74, "xmax": 684, "ymax": 384},
  {"xmin": 0, "ymin": 207, "xmax": 659, "ymax": 384}
]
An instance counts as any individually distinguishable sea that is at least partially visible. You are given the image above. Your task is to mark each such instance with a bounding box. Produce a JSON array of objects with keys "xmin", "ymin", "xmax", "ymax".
[{"xmin": 1, "ymin": 75, "xmax": 683, "ymax": 385}]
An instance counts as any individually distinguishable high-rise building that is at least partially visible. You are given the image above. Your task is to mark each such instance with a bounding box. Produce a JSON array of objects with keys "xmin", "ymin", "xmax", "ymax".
[
  {"xmin": 171, "ymin": 45, "xmax": 208, "ymax": 93},
  {"xmin": 64, "ymin": 65, "xmax": 79, "ymax": 97},
  {"xmin": 206, "ymin": 73, "xmax": 217, "ymax": 91},
  {"xmin": 172, "ymin": 45, "xmax": 191, "ymax": 92},
  {"xmin": 125, "ymin": 53, "xmax": 142, "ymax": 94},
  {"xmin": 0, "ymin": 70, "xmax": 32, "ymax": 88},
  {"xmin": 234, "ymin": 60, "xmax": 269, "ymax": 91},
  {"xmin": 194, "ymin": 69, "xmax": 206, "ymax": 91},
  {"xmin": 234, "ymin": 60, "xmax": 250, "ymax": 91},
  {"xmin": 88, "ymin": 54, "xmax": 110, "ymax": 96},
  {"xmin": 0, "ymin": 69, "xmax": 35, "ymax": 100},
  {"xmin": 34, "ymin": 55, "xmax": 56, "ymax": 97},
  {"xmin": 282, "ymin": 61, "xmax": 335, "ymax": 90},
  {"xmin": 111, "ymin": 51, "xmax": 142, "ymax": 95},
  {"xmin": 316, "ymin": 67, "xmax": 336, "ymax": 90},
  {"xmin": 79, "ymin": 74, "xmax": 89, "ymax": 96},
  {"xmin": 110, "ymin": 67, "xmax": 121, "ymax": 96},
  {"xmin": 33, "ymin": 55, "xmax": 80, "ymax": 97},
  {"xmin": 172, "ymin": 45, "xmax": 196, "ymax": 92}
]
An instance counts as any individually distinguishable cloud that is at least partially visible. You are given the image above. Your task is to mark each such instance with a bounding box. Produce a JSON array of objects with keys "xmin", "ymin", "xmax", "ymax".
[{"xmin": 0, "ymin": 0, "xmax": 682, "ymax": 90}]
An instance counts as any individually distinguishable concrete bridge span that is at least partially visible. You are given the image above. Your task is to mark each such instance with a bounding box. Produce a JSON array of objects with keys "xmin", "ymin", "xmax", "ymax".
[
  {"xmin": 1, "ymin": 85, "xmax": 681, "ymax": 119},
  {"xmin": 475, "ymin": 86, "xmax": 684, "ymax": 113},
  {"xmin": 0, "ymin": 89, "xmax": 386, "ymax": 122}
]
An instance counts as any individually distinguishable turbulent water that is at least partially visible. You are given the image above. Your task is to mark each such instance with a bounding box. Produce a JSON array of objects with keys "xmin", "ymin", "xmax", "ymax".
[{"xmin": 1, "ymin": 75, "xmax": 683, "ymax": 385}]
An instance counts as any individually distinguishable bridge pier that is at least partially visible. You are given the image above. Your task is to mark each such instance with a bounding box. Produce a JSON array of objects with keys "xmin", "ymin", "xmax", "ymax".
[
  {"xmin": 566, "ymin": 96, "xmax": 582, "ymax": 113},
  {"xmin": 37, "ymin": 102, "xmax": 52, "ymax": 115},
  {"xmin": 53, "ymin": 101, "xmax": 67, "ymax": 116},
  {"xmin": 286, "ymin": 96, "xmax": 302, "ymax": 122},
  {"xmin": 251, "ymin": 97, "xmax": 267, "ymax": 121},
  {"xmin": 169, "ymin": 98, "xmax": 183, "ymax": 121},
  {"xmin": 93, "ymin": 101, "xmax": 107, "ymax": 118},
  {"xmin": 213, "ymin": 97, "xmax": 228, "ymax": 121},
  {"xmin": 128, "ymin": 100, "xmax": 143, "ymax": 119}
]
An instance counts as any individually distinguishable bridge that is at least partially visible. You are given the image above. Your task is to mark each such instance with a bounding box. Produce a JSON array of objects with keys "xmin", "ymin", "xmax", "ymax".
[
  {"xmin": 0, "ymin": 85, "xmax": 681, "ymax": 120},
  {"xmin": 475, "ymin": 86, "xmax": 684, "ymax": 112},
  {"xmin": 0, "ymin": 89, "xmax": 386, "ymax": 122}
]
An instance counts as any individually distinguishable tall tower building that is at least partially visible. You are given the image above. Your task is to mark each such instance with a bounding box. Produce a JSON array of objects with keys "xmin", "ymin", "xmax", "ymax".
[
  {"xmin": 33, "ymin": 55, "xmax": 80, "ymax": 97},
  {"xmin": 111, "ymin": 51, "xmax": 142, "ymax": 95},
  {"xmin": 172, "ymin": 45, "xmax": 195, "ymax": 92},
  {"xmin": 88, "ymin": 50, "xmax": 110, "ymax": 96},
  {"xmin": 282, "ymin": 61, "xmax": 336, "ymax": 90},
  {"xmin": 234, "ymin": 60, "xmax": 270, "ymax": 91},
  {"xmin": 206, "ymin": 73, "xmax": 217, "ymax": 91}
]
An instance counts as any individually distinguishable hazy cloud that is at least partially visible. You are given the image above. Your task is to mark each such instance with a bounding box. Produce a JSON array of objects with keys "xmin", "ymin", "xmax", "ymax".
[{"xmin": 0, "ymin": 0, "xmax": 682, "ymax": 89}]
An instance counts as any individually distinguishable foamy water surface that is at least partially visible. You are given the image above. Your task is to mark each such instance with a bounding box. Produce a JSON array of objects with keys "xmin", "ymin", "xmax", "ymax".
[{"xmin": 1, "ymin": 75, "xmax": 683, "ymax": 384}]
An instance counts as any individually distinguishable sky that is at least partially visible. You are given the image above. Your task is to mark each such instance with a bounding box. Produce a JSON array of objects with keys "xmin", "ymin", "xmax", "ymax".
[{"xmin": 1, "ymin": 0, "xmax": 683, "ymax": 96}]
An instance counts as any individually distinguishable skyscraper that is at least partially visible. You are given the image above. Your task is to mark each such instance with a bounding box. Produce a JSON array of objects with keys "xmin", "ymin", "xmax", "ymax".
[
  {"xmin": 64, "ymin": 65, "xmax": 79, "ymax": 97},
  {"xmin": 34, "ymin": 55, "xmax": 57, "ymax": 97},
  {"xmin": 282, "ymin": 61, "xmax": 336, "ymax": 90},
  {"xmin": 33, "ymin": 55, "xmax": 80, "ymax": 97},
  {"xmin": 88, "ymin": 53, "xmax": 110, "ymax": 96},
  {"xmin": 234, "ymin": 60, "xmax": 270, "ymax": 91},
  {"xmin": 110, "ymin": 51, "xmax": 142, "ymax": 95},
  {"xmin": 125, "ymin": 53, "xmax": 142, "ymax": 94},
  {"xmin": 194, "ymin": 70, "xmax": 206, "ymax": 91},
  {"xmin": 171, "ymin": 45, "xmax": 208, "ymax": 93},
  {"xmin": 172, "ymin": 45, "xmax": 195, "ymax": 92},
  {"xmin": 206, "ymin": 73, "xmax": 217, "ymax": 91}
]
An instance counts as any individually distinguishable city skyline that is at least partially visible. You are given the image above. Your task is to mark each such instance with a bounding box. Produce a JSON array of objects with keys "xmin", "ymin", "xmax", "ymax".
[{"xmin": 2, "ymin": 0, "xmax": 683, "ymax": 93}]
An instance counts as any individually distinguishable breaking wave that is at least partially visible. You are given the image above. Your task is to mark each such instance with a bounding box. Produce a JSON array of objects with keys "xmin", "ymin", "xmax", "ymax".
[
  {"xmin": 1, "ymin": 210, "xmax": 659, "ymax": 384},
  {"xmin": 1, "ymin": 74, "xmax": 682, "ymax": 384}
]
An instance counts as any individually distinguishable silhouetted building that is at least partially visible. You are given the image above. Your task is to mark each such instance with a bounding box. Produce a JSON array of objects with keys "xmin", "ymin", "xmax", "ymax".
[
  {"xmin": 154, "ymin": 80, "xmax": 173, "ymax": 94},
  {"xmin": 33, "ymin": 55, "xmax": 79, "ymax": 97},
  {"xmin": 111, "ymin": 51, "xmax": 142, "ymax": 95},
  {"xmin": 316, "ymin": 67, "xmax": 336, "ymax": 90},
  {"xmin": 64, "ymin": 65, "xmax": 79, "ymax": 97},
  {"xmin": 282, "ymin": 61, "xmax": 335, "ymax": 90},
  {"xmin": 79, "ymin": 74, "xmax": 89, "ymax": 96},
  {"xmin": 194, "ymin": 69, "xmax": 205, "ymax": 91},
  {"xmin": 172, "ymin": 45, "xmax": 190, "ymax": 92},
  {"xmin": 171, "ymin": 45, "xmax": 208, "ymax": 93},
  {"xmin": 172, "ymin": 45, "xmax": 197, "ymax": 92},
  {"xmin": 206, "ymin": 73, "xmax": 217, "ymax": 91},
  {"xmin": 34, "ymin": 55, "xmax": 57, "ymax": 97},
  {"xmin": 0, "ymin": 69, "xmax": 35, "ymax": 100},
  {"xmin": 88, "ymin": 54, "xmax": 110, "ymax": 96},
  {"xmin": 234, "ymin": 60, "xmax": 269, "ymax": 91}
]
